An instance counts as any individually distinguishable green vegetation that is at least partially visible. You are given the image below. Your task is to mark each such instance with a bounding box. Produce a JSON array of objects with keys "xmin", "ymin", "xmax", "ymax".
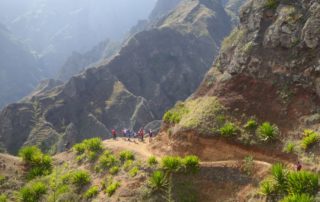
[
  {"xmin": 243, "ymin": 156, "xmax": 254, "ymax": 175},
  {"xmin": 161, "ymin": 156, "xmax": 183, "ymax": 172},
  {"xmin": 119, "ymin": 150, "xmax": 135, "ymax": 162},
  {"xmin": 259, "ymin": 163, "xmax": 319, "ymax": 201},
  {"xmin": 109, "ymin": 166, "xmax": 119, "ymax": 175},
  {"xmin": 19, "ymin": 181, "xmax": 47, "ymax": 202},
  {"xmin": 19, "ymin": 146, "xmax": 53, "ymax": 180},
  {"xmin": 163, "ymin": 102, "xmax": 189, "ymax": 124},
  {"xmin": 98, "ymin": 153, "xmax": 118, "ymax": 170},
  {"xmin": 147, "ymin": 156, "xmax": 158, "ymax": 167},
  {"xmin": 244, "ymin": 119, "xmax": 258, "ymax": 131},
  {"xmin": 129, "ymin": 166, "xmax": 139, "ymax": 177},
  {"xmin": 280, "ymin": 194, "xmax": 315, "ymax": 202},
  {"xmin": 287, "ymin": 171, "xmax": 318, "ymax": 195},
  {"xmin": 265, "ymin": 0, "xmax": 279, "ymax": 9},
  {"xmin": 72, "ymin": 138, "xmax": 103, "ymax": 162},
  {"xmin": 283, "ymin": 142, "xmax": 295, "ymax": 153},
  {"xmin": 123, "ymin": 160, "xmax": 134, "ymax": 171},
  {"xmin": 0, "ymin": 194, "xmax": 7, "ymax": 202},
  {"xmin": 83, "ymin": 186, "xmax": 99, "ymax": 199},
  {"xmin": 301, "ymin": 130, "xmax": 319, "ymax": 150},
  {"xmin": 148, "ymin": 171, "xmax": 168, "ymax": 191},
  {"xmin": 170, "ymin": 97, "xmax": 224, "ymax": 134},
  {"xmin": 182, "ymin": 155, "xmax": 200, "ymax": 174},
  {"xmin": 257, "ymin": 122, "xmax": 279, "ymax": 141},
  {"xmin": 220, "ymin": 122, "xmax": 237, "ymax": 137},
  {"xmin": 260, "ymin": 179, "xmax": 275, "ymax": 196},
  {"xmin": 106, "ymin": 181, "xmax": 120, "ymax": 197},
  {"xmin": 71, "ymin": 170, "xmax": 91, "ymax": 188}
]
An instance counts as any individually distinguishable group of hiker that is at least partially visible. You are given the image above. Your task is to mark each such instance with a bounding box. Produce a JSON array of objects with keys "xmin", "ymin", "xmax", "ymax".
[{"xmin": 111, "ymin": 128, "xmax": 153, "ymax": 141}]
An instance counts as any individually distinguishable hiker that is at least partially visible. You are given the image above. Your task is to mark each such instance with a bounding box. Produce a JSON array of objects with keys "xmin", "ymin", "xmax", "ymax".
[
  {"xmin": 122, "ymin": 128, "xmax": 128, "ymax": 138},
  {"xmin": 127, "ymin": 129, "xmax": 131, "ymax": 141},
  {"xmin": 139, "ymin": 128, "xmax": 145, "ymax": 142},
  {"xmin": 296, "ymin": 161, "xmax": 302, "ymax": 171},
  {"xmin": 112, "ymin": 129, "xmax": 117, "ymax": 139},
  {"xmin": 65, "ymin": 141, "xmax": 71, "ymax": 150},
  {"xmin": 148, "ymin": 129, "xmax": 153, "ymax": 140}
]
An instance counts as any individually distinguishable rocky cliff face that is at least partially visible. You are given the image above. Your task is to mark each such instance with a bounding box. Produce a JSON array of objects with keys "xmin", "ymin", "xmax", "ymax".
[
  {"xmin": 0, "ymin": 24, "xmax": 42, "ymax": 109},
  {"xmin": 0, "ymin": 0, "xmax": 234, "ymax": 154},
  {"xmin": 163, "ymin": 0, "xmax": 320, "ymax": 156},
  {"xmin": 58, "ymin": 40, "xmax": 120, "ymax": 81}
]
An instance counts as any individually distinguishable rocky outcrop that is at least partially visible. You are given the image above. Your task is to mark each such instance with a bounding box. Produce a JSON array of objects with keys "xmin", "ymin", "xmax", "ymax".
[
  {"xmin": 0, "ymin": 24, "xmax": 42, "ymax": 109},
  {"xmin": 188, "ymin": 0, "xmax": 320, "ymax": 137},
  {"xmin": 0, "ymin": 0, "xmax": 235, "ymax": 154}
]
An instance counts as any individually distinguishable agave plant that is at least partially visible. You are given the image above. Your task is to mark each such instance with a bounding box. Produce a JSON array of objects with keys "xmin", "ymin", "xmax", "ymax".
[
  {"xmin": 286, "ymin": 171, "xmax": 318, "ymax": 195},
  {"xmin": 148, "ymin": 171, "xmax": 168, "ymax": 191},
  {"xmin": 271, "ymin": 163, "xmax": 288, "ymax": 194},
  {"xmin": 280, "ymin": 193, "xmax": 315, "ymax": 202}
]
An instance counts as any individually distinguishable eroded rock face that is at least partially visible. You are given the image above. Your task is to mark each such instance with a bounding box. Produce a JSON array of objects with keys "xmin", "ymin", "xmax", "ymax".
[
  {"xmin": 0, "ymin": 0, "xmax": 236, "ymax": 154},
  {"xmin": 196, "ymin": 0, "xmax": 320, "ymax": 132}
]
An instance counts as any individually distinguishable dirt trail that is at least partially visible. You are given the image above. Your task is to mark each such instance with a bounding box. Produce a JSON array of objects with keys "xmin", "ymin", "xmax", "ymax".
[{"xmin": 102, "ymin": 138, "xmax": 272, "ymax": 170}]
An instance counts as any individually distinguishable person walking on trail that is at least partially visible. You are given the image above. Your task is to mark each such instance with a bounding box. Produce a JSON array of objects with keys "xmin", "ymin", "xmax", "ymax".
[
  {"xmin": 139, "ymin": 128, "xmax": 144, "ymax": 142},
  {"xmin": 296, "ymin": 161, "xmax": 302, "ymax": 171},
  {"xmin": 122, "ymin": 128, "xmax": 127, "ymax": 138},
  {"xmin": 112, "ymin": 129, "xmax": 117, "ymax": 139},
  {"xmin": 127, "ymin": 129, "xmax": 132, "ymax": 141},
  {"xmin": 148, "ymin": 129, "xmax": 153, "ymax": 141}
]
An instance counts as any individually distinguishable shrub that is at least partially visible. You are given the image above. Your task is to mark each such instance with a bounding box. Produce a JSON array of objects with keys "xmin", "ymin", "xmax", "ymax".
[
  {"xmin": 123, "ymin": 160, "xmax": 134, "ymax": 171},
  {"xmin": 244, "ymin": 119, "xmax": 258, "ymax": 130},
  {"xmin": 19, "ymin": 146, "xmax": 42, "ymax": 163},
  {"xmin": 283, "ymin": 142, "xmax": 295, "ymax": 153},
  {"xmin": 71, "ymin": 170, "xmax": 91, "ymax": 187},
  {"xmin": 83, "ymin": 186, "xmax": 99, "ymax": 199},
  {"xmin": 83, "ymin": 138, "xmax": 103, "ymax": 152},
  {"xmin": 265, "ymin": 0, "xmax": 279, "ymax": 9},
  {"xmin": 147, "ymin": 156, "xmax": 158, "ymax": 167},
  {"xmin": 287, "ymin": 171, "xmax": 318, "ymax": 195},
  {"xmin": 0, "ymin": 194, "xmax": 7, "ymax": 202},
  {"xmin": 119, "ymin": 151, "xmax": 135, "ymax": 162},
  {"xmin": 106, "ymin": 181, "xmax": 120, "ymax": 197},
  {"xmin": 182, "ymin": 155, "xmax": 200, "ymax": 174},
  {"xmin": 260, "ymin": 180, "xmax": 275, "ymax": 196},
  {"xmin": 301, "ymin": 131, "xmax": 319, "ymax": 150},
  {"xmin": 162, "ymin": 102, "xmax": 189, "ymax": 124},
  {"xmin": 220, "ymin": 122, "xmax": 237, "ymax": 137},
  {"xmin": 109, "ymin": 166, "xmax": 119, "ymax": 175},
  {"xmin": 243, "ymin": 156, "xmax": 254, "ymax": 175},
  {"xmin": 161, "ymin": 156, "xmax": 183, "ymax": 172},
  {"xmin": 271, "ymin": 163, "xmax": 288, "ymax": 194},
  {"xmin": 129, "ymin": 166, "xmax": 139, "ymax": 177},
  {"xmin": 19, "ymin": 146, "xmax": 53, "ymax": 180},
  {"xmin": 19, "ymin": 182, "xmax": 47, "ymax": 202},
  {"xmin": 257, "ymin": 122, "xmax": 279, "ymax": 141},
  {"xmin": 72, "ymin": 143, "xmax": 86, "ymax": 155},
  {"xmin": 148, "ymin": 171, "xmax": 168, "ymax": 191},
  {"xmin": 280, "ymin": 194, "xmax": 315, "ymax": 202},
  {"xmin": 98, "ymin": 154, "xmax": 117, "ymax": 169}
]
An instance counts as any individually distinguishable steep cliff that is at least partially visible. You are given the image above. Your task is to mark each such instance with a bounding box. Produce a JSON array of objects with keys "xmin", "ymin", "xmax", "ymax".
[
  {"xmin": 160, "ymin": 0, "xmax": 320, "ymax": 162},
  {"xmin": 0, "ymin": 0, "xmax": 234, "ymax": 154}
]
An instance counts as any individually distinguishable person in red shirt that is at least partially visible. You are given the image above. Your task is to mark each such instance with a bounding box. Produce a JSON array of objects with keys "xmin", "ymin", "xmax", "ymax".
[
  {"xmin": 296, "ymin": 161, "xmax": 302, "ymax": 171},
  {"xmin": 112, "ymin": 129, "xmax": 117, "ymax": 139}
]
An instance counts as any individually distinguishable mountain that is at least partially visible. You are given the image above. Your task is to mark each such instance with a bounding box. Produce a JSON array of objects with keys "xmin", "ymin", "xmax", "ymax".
[
  {"xmin": 0, "ymin": 0, "xmax": 235, "ymax": 154},
  {"xmin": 158, "ymin": 0, "xmax": 320, "ymax": 169},
  {"xmin": 0, "ymin": 0, "xmax": 157, "ymax": 77},
  {"xmin": 0, "ymin": 23, "xmax": 42, "ymax": 109},
  {"xmin": 58, "ymin": 40, "xmax": 120, "ymax": 81}
]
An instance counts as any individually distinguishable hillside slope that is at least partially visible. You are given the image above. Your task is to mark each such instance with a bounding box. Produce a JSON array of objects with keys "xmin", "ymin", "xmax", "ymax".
[
  {"xmin": 0, "ymin": 0, "xmax": 234, "ymax": 154},
  {"xmin": 159, "ymin": 0, "xmax": 320, "ymax": 166}
]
